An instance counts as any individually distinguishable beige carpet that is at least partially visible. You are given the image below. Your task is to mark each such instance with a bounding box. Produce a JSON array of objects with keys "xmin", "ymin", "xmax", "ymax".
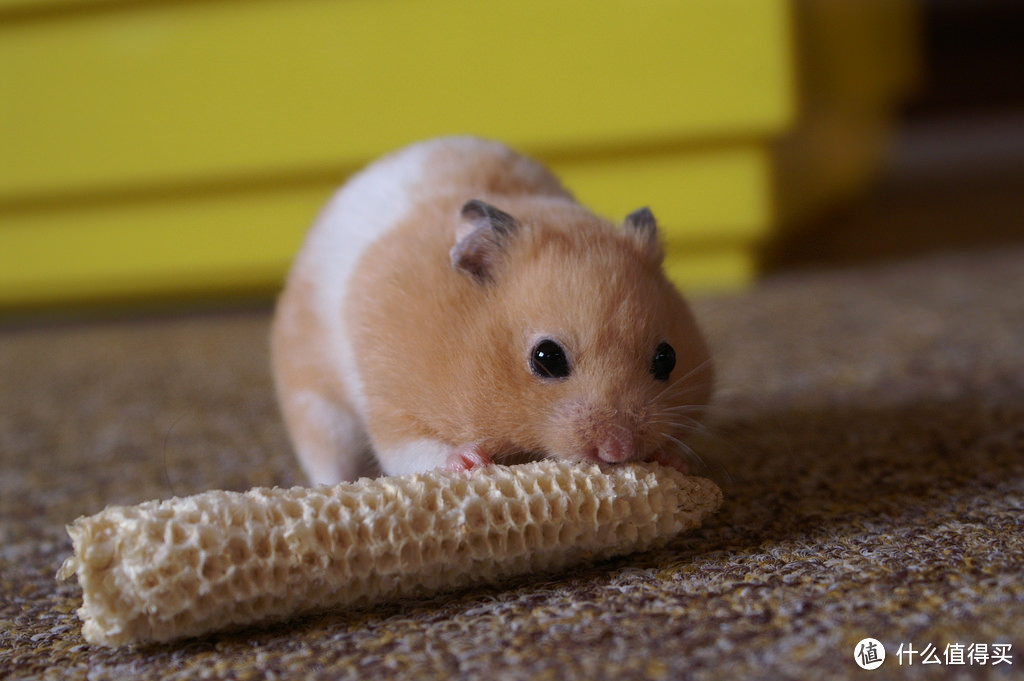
[{"xmin": 2, "ymin": 244, "xmax": 1023, "ymax": 679}]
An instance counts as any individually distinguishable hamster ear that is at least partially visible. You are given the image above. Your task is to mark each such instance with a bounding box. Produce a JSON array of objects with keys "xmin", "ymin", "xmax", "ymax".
[
  {"xmin": 450, "ymin": 199, "xmax": 520, "ymax": 283},
  {"xmin": 623, "ymin": 206, "xmax": 663, "ymax": 262}
]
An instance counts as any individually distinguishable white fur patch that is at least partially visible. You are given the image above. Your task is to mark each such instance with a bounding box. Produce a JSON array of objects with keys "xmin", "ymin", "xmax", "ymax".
[
  {"xmin": 300, "ymin": 137, "xmax": 521, "ymax": 422},
  {"xmin": 376, "ymin": 438, "xmax": 455, "ymax": 476},
  {"xmin": 297, "ymin": 141, "xmax": 442, "ymax": 419},
  {"xmin": 291, "ymin": 390, "xmax": 368, "ymax": 485}
]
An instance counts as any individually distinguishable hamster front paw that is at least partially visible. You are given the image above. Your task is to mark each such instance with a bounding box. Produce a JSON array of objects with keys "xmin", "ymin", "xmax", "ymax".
[{"xmin": 446, "ymin": 443, "xmax": 493, "ymax": 473}]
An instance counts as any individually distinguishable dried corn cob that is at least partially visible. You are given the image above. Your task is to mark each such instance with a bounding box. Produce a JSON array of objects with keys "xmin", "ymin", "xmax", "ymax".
[{"xmin": 58, "ymin": 460, "xmax": 721, "ymax": 647}]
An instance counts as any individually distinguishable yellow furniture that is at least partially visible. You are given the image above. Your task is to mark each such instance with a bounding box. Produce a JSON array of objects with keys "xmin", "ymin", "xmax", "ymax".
[{"xmin": 0, "ymin": 0, "xmax": 917, "ymax": 309}]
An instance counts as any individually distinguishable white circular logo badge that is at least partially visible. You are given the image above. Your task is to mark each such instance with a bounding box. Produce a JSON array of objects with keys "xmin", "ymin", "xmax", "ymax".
[{"xmin": 854, "ymin": 638, "xmax": 886, "ymax": 670}]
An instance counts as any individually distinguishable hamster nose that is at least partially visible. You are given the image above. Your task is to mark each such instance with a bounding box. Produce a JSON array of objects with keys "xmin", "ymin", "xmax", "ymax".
[{"xmin": 596, "ymin": 431, "xmax": 637, "ymax": 463}]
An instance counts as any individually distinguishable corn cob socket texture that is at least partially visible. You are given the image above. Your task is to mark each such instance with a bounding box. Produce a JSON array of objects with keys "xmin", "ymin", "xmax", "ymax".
[{"xmin": 58, "ymin": 460, "xmax": 722, "ymax": 647}]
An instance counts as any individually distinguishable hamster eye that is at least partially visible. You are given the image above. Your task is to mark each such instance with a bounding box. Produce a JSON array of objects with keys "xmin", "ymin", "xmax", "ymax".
[
  {"xmin": 530, "ymin": 339, "xmax": 571, "ymax": 380},
  {"xmin": 651, "ymin": 342, "xmax": 675, "ymax": 381}
]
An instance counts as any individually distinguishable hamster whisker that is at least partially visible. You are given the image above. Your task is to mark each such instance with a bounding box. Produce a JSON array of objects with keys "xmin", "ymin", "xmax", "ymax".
[
  {"xmin": 659, "ymin": 431, "xmax": 733, "ymax": 484},
  {"xmin": 648, "ymin": 407, "xmax": 704, "ymax": 426},
  {"xmin": 660, "ymin": 357, "xmax": 712, "ymax": 392},
  {"xmin": 658, "ymin": 432, "xmax": 710, "ymax": 475},
  {"xmin": 656, "ymin": 403, "xmax": 712, "ymax": 417},
  {"xmin": 650, "ymin": 405, "xmax": 708, "ymax": 427},
  {"xmin": 648, "ymin": 418, "xmax": 705, "ymax": 437},
  {"xmin": 652, "ymin": 366, "xmax": 714, "ymax": 405}
]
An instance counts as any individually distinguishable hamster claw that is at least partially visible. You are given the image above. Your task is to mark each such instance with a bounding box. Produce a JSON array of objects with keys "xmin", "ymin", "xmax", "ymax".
[{"xmin": 445, "ymin": 443, "xmax": 493, "ymax": 473}]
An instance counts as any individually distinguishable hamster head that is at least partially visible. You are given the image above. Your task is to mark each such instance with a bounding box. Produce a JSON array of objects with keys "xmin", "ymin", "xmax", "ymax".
[{"xmin": 450, "ymin": 199, "xmax": 713, "ymax": 467}]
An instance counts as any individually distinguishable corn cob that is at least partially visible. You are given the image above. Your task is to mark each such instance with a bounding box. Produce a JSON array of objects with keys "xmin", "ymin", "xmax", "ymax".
[{"xmin": 58, "ymin": 460, "xmax": 721, "ymax": 647}]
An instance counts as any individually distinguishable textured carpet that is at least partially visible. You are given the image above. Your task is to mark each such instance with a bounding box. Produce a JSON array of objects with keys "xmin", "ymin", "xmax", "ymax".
[{"xmin": 2, "ymin": 245, "xmax": 1023, "ymax": 680}]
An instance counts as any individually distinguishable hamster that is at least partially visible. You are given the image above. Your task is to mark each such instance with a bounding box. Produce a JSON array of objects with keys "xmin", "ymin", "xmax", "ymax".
[{"xmin": 271, "ymin": 137, "xmax": 713, "ymax": 485}]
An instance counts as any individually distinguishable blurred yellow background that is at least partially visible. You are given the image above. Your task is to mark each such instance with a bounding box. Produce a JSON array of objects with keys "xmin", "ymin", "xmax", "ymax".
[{"xmin": 0, "ymin": 0, "xmax": 918, "ymax": 310}]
